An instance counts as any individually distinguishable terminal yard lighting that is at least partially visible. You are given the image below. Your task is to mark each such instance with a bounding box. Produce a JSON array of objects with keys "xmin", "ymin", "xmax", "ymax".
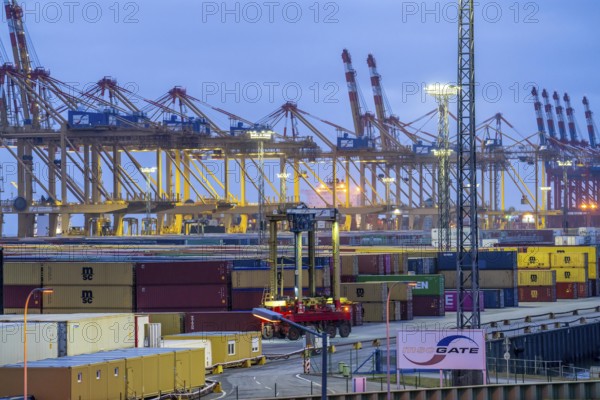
[{"xmin": 252, "ymin": 308, "xmax": 328, "ymax": 400}]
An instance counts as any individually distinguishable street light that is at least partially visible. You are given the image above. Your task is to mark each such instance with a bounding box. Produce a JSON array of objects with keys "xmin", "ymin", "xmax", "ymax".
[
  {"xmin": 249, "ymin": 129, "xmax": 274, "ymax": 244},
  {"xmin": 24, "ymin": 287, "xmax": 54, "ymax": 399},
  {"xmin": 253, "ymin": 307, "xmax": 327, "ymax": 400},
  {"xmin": 140, "ymin": 167, "xmax": 157, "ymax": 235},
  {"xmin": 386, "ymin": 281, "xmax": 416, "ymax": 399}
]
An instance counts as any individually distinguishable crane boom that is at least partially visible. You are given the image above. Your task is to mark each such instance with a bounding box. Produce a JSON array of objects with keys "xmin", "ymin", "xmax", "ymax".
[
  {"xmin": 563, "ymin": 93, "xmax": 580, "ymax": 145},
  {"xmin": 553, "ymin": 91, "xmax": 568, "ymax": 142},
  {"xmin": 582, "ymin": 96, "xmax": 598, "ymax": 148},
  {"xmin": 542, "ymin": 89, "xmax": 557, "ymax": 140},
  {"xmin": 531, "ymin": 88, "xmax": 547, "ymax": 146},
  {"xmin": 342, "ymin": 49, "xmax": 364, "ymax": 137}
]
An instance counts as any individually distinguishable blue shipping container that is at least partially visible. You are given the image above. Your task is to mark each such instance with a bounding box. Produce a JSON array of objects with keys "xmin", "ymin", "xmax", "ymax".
[
  {"xmin": 482, "ymin": 289, "xmax": 505, "ymax": 309},
  {"xmin": 437, "ymin": 251, "xmax": 517, "ymax": 271},
  {"xmin": 502, "ymin": 287, "xmax": 519, "ymax": 307}
]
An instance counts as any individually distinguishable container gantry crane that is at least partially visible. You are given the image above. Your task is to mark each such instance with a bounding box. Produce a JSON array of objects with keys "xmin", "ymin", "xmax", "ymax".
[
  {"xmin": 564, "ymin": 93, "xmax": 581, "ymax": 145},
  {"xmin": 553, "ymin": 91, "xmax": 569, "ymax": 143}
]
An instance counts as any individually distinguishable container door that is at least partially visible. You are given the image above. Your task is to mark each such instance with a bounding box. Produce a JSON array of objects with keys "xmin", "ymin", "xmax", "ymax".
[{"xmin": 58, "ymin": 322, "xmax": 68, "ymax": 357}]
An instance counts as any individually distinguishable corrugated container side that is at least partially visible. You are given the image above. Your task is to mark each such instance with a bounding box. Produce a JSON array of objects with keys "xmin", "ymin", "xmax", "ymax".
[
  {"xmin": 517, "ymin": 270, "xmax": 556, "ymax": 287},
  {"xmin": 43, "ymin": 262, "xmax": 134, "ymax": 286},
  {"xmin": 43, "ymin": 286, "xmax": 134, "ymax": 310},
  {"xmin": 556, "ymin": 282, "xmax": 578, "ymax": 299},
  {"xmin": 482, "ymin": 289, "xmax": 505, "ymax": 309},
  {"xmin": 341, "ymin": 256, "xmax": 358, "ymax": 276},
  {"xmin": 340, "ymin": 282, "xmax": 412, "ymax": 302},
  {"xmin": 356, "ymin": 254, "xmax": 381, "ymax": 275},
  {"xmin": 231, "ymin": 268, "xmax": 324, "ymax": 289},
  {"xmin": 517, "ymin": 253, "xmax": 551, "ymax": 268},
  {"xmin": 528, "ymin": 246, "xmax": 597, "ymax": 279},
  {"xmin": 64, "ymin": 314, "xmax": 136, "ymax": 356},
  {"xmin": 137, "ymin": 285, "xmax": 228, "ymax": 310},
  {"xmin": 412, "ymin": 295, "xmax": 445, "ymax": 316},
  {"xmin": 351, "ymin": 303, "xmax": 363, "ymax": 326},
  {"xmin": 551, "ymin": 253, "xmax": 588, "ymax": 268},
  {"xmin": 553, "ymin": 267, "xmax": 588, "ymax": 283},
  {"xmin": 3, "ymin": 262, "xmax": 42, "ymax": 285},
  {"xmin": 3, "ymin": 285, "xmax": 43, "ymax": 309},
  {"xmin": 148, "ymin": 313, "xmax": 185, "ymax": 336},
  {"xmin": 361, "ymin": 302, "xmax": 407, "ymax": 322},
  {"xmin": 518, "ymin": 286, "xmax": 557, "ymax": 302},
  {"xmin": 442, "ymin": 270, "xmax": 516, "ymax": 289},
  {"xmin": 444, "ymin": 290, "xmax": 485, "ymax": 312},
  {"xmin": 135, "ymin": 261, "xmax": 230, "ymax": 285},
  {"xmin": 502, "ymin": 288, "xmax": 519, "ymax": 307},
  {"xmin": 356, "ymin": 274, "xmax": 444, "ymax": 296},
  {"xmin": 577, "ymin": 282, "xmax": 589, "ymax": 298},
  {"xmin": 437, "ymin": 251, "xmax": 517, "ymax": 271},
  {"xmin": 230, "ymin": 288, "xmax": 300, "ymax": 311}
]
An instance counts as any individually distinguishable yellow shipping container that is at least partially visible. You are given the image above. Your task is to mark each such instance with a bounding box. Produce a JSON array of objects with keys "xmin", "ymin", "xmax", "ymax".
[
  {"xmin": 149, "ymin": 313, "xmax": 185, "ymax": 335},
  {"xmin": 553, "ymin": 267, "xmax": 588, "ymax": 283},
  {"xmin": 527, "ymin": 246, "xmax": 597, "ymax": 279},
  {"xmin": 231, "ymin": 269, "xmax": 324, "ymax": 289},
  {"xmin": 43, "ymin": 262, "xmax": 135, "ymax": 286},
  {"xmin": 42, "ymin": 286, "xmax": 134, "ymax": 310},
  {"xmin": 517, "ymin": 270, "xmax": 556, "ymax": 287},
  {"xmin": 517, "ymin": 253, "xmax": 551, "ymax": 268},
  {"xmin": 550, "ymin": 253, "xmax": 588, "ymax": 268},
  {"xmin": 341, "ymin": 282, "xmax": 412, "ymax": 302},
  {"xmin": 3, "ymin": 262, "xmax": 42, "ymax": 285}
]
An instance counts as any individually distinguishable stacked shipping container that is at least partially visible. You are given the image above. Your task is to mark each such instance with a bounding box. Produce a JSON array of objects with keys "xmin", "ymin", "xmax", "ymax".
[
  {"xmin": 136, "ymin": 261, "xmax": 231, "ymax": 312},
  {"xmin": 340, "ymin": 282, "xmax": 413, "ymax": 322}
]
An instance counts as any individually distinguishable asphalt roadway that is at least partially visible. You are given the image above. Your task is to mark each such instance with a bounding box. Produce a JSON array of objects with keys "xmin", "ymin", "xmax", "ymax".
[{"xmin": 205, "ymin": 298, "xmax": 600, "ymax": 399}]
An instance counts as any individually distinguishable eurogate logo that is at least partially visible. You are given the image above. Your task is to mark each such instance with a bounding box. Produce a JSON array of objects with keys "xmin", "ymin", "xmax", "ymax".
[
  {"xmin": 403, "ymin": 335, "xmax": 480, "ymax": 367},
  {"xmin": 399, "ymin": 329, "xmax": 486, "ymax": 370}
]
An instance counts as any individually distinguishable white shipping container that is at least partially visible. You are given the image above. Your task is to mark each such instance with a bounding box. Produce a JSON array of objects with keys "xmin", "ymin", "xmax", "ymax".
[
  {"xmin": 0, "ymin": 322, "xmax": 60, "ymax": 365},
  {"xmin": 555, "ymin": 236, "xmax": 586, "ymax": 246},
  {"xmin": 162, "ymin": 339, "xmax": 213, "ymax": 368},
  {"xmin": 481, "ymin": 239, "xmax": 499, "ymax": 248},
  {"xmin": 0, "ymin": 313, "xmax": 135, "ymax": 356}
]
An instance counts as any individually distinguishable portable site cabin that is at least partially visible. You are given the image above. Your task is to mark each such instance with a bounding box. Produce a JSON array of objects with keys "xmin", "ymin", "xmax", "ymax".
[{"xmin": 0, "ymin": 347, "xmax": 205, "ymax": 400}]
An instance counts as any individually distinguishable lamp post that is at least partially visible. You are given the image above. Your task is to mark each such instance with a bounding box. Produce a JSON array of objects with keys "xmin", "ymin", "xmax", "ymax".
[
  {"xmin": 253, "ymin": 307, "xmax": 327, "ymax": 400},
  {"xmin": 386, "ymin": 281, "xmax": 416, "ymax": 399},
  {"xmin": 140, "ymin": 167, "xmax": 157, "ymax": 235},
  {"xmin": 24, "ymin": 287, "xmax": 54, "ymax": 399},
  {"xmin": 249, "ymin": 129, "xmax": 274, "ymax": 245}
]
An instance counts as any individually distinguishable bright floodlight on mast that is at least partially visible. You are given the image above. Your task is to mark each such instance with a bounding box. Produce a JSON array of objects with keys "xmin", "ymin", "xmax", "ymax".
[{"xmin": 426, "ymin": 83, "xmax": 459, "ymax": 252}]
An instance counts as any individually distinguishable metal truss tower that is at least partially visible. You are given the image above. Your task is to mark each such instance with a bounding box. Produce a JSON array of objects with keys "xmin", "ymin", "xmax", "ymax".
[{"xmin": 456, "ymin": 0, "xmax": 480, "ymax": 330}]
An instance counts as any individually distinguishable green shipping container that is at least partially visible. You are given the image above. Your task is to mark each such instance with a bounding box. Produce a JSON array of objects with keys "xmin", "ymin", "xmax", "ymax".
[{"xmin": 356, "ymin": 274, "xmax": 444, "ymax": 296}]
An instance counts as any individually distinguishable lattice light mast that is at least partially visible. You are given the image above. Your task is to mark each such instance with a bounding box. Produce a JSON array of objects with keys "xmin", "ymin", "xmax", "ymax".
[
  {"xmin": 427, "ymin": 84, "xmax": 458, "ymax": 251},
  {"xmin": 456, "ymin": 0, "xmax": 480, "ymax": 330}
]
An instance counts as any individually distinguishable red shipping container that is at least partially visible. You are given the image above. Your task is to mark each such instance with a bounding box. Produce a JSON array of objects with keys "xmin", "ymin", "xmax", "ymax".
[
  {"xmin": 577, "ymin": 282, "xmax": 589, "ymax": 298},
  {"xmin": 140, "ymin": 307, "xmax": 227, "ymax": 312},
  {"xmin": 3, "ymin": 285, "xmax": 42, "ymax": 309},
  {"xmin": 136, "ymin": 284, "xmax": 228, "ymax": 311},
  {"xmin": 518, "ymin": 286, "xmax": 556, "ymax": 302},
  {"xmin": 412, "ymin": 295, "xmax": 445, "ymax": 317},
  {"xmin": 556, "ymin": 282, "xmax": 578, "ymax": 299},
  {"xmin": 341, "ymin": 275, "xmax": 357, "ymax": 283},
  {"xmin": 185, "ymin": 311, "xmax": 261, "ymax": 332},
  {"xmin": 357, "ymin": 254, "xmax": 381, "ymax": 275},
  {"xmin": 135, "ymin": 261, "xmax": 231, "ymax": 285},
  {"xmin": 230, "ymin": 288, "xmax": 320, "ymax": 311}
]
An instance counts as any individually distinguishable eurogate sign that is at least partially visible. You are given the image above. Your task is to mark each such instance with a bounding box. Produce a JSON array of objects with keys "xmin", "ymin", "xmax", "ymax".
[{"xmin": 397, "ymin": 329, "xmax": 486, "ymax": 370}]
